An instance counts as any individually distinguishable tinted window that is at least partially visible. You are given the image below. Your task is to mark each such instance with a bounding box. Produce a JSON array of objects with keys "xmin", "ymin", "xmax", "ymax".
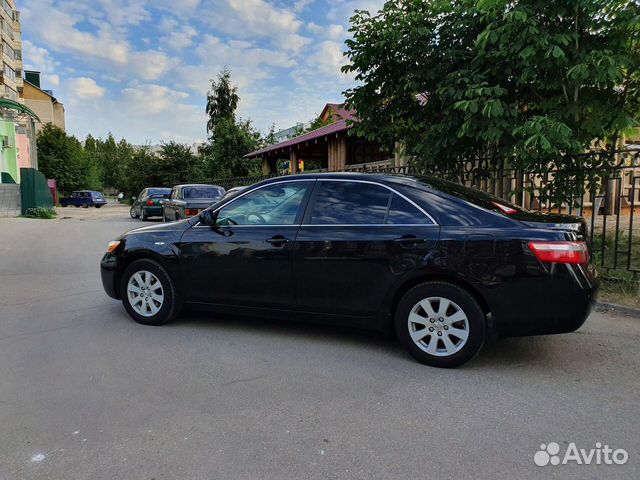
[
  {"xmin": 309, "ymin": 182, "xmax": 391, "ymax": 225},
  {"xmin": 387, "ymin": 194, "xmax": 431, "ymax": 224},
  {"xmin": 183, "ymin": 186, "xmax": 224, "ymax": 200},
  {"xmin": 217, "ymin": 182, "xmax": 311, "ymax": 226},
  {"xmin": 148, "ymin": 188, "xmax": 171, "ymax": 198}
]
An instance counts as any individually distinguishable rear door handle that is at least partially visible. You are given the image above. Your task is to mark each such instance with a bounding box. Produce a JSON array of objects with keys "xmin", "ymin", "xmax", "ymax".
[
  {"xmin": 266, "ymin": 236, "xmax": 290, "ymax": 247},
  {"xmin": 394, "ymin": 235, "xmax": 426, "ymax": 246}
]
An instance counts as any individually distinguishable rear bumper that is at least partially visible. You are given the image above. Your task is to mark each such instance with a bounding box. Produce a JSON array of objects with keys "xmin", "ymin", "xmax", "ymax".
[
  {"xmin": 143, "ymin": 206, "xmax": 163, "ymax": 216},
  {"xmin": 489, "ymin": 263, "xmax": 598, "ymax": 338}
]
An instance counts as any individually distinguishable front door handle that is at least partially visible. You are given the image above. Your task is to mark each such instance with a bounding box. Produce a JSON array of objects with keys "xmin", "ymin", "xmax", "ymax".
[
  {"xmin": 394, "ymin": 235, "xmax": 426, "ymax": 247},
  {"xmin": 266, "ymin": 236, "xmax": 290, "ymax": 247}
]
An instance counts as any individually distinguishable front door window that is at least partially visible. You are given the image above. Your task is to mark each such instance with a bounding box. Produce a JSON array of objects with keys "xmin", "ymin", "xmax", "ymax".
[{"xmin": 216, "ymin": 182, "xmax": 312, "ymax": 226}]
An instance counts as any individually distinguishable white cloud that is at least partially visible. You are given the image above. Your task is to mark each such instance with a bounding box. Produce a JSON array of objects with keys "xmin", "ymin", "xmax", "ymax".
[
  {"xmin": 294, "ymin": 0, "xmax": 314, "ymax": 13},
  {"xmin": 121, "ymin": 83, "xmax": 190, "ymax": 114},
  {"xmin": 68, "ymin": 77, "xmax": 107, "ymax": 99}
]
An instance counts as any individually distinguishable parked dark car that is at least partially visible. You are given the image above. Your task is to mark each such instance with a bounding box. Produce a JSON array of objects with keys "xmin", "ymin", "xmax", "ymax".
[
  {"xmin": 161, "ymin": 184, "xmax": 226, "ymax": 221},
  {"xmin": 101, "ymin": 173, "xmax": 597, "ymax": 368},
  {"xmin": 60, "ymin": 190, "xmax": 107, "ymax": 208},
  {"xmin": 130, "ymin": 187, "xmax": 172, "ymax": 221}
]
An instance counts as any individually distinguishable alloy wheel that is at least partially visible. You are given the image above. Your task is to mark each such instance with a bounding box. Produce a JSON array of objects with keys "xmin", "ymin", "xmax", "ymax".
[
  {"xmin": 407, "ymin": 297, "xmax": 470, "ymax": 357},
  {"xmin": 127, "ymin": 270, "xmax": 164, "ymax": 317}
]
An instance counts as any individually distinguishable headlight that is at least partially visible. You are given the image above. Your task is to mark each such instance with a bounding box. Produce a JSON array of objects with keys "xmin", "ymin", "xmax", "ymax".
[{"xmin": 106, "ymin": 240, "xmax": 121, "ymax": 253}]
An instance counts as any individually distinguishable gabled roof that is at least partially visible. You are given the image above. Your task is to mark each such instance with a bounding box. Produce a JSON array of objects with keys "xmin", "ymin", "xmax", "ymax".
[
  {"xmin": 245, "ymin": 118, "xmax": 350, "ymax": 159},
  {"xmin": 24, "ymin": 79, "xmax": 62, "ymax": 104},
  {"xmin": 245, "ymin": 102, "xmax": 358, "ymax": 159}
]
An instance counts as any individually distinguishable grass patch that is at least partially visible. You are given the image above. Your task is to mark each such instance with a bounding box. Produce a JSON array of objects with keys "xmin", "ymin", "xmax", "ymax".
[{"xmin": 23, "ymin": 207, "xmax": 58, "ymax": 219}]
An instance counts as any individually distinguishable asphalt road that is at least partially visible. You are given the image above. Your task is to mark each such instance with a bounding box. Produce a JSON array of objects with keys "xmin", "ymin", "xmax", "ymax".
[{"xmin": 1, "ymin": 205, "xmax": 639, "ymax": 480}]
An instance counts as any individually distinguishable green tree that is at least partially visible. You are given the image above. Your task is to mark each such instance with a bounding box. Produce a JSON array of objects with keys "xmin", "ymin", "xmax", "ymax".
[
  {"xmin": 343, "ymin": 0, "xmax": 640, "ymax": 202},
  {"xmin": 206, "ymin": 67, "xmax": 239, "ymax": 137},
  {"xmin": 37, "ymin": 124, "xmax": 86, "ymax": 194},
  {"xmin": 204, "ymin": 69, "xmax": 260, "ymax": 178},
  {"xmin": 208, "ymin": 118, "xmax": 261, "ymax": 177}
]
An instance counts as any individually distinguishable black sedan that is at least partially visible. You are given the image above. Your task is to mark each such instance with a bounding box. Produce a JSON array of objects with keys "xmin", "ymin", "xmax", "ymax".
[{"xmin": 101, "ymin": 173, "xmax": 597, "ymax": 368}]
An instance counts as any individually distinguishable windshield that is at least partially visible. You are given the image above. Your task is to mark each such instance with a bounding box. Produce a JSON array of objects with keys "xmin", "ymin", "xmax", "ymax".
[
  {"xmin": 183, "ymin": 186, "xmax": 224, "ymax": 200},
  {"xmin": 148, "ymin": 188, "xmax": 171, "ymax": 198}
]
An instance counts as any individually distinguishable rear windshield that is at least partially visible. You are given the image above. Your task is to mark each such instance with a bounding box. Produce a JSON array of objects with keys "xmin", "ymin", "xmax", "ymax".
[
  {"xmin": 148, "ymin": 188, "xmax": 171, "ymax": 198},
  {"xmin": 412, "ymin": 175, "xmax": 528, "ymax": 213},
  {"xmin": 183, "ymin": 186, "xmax": 224, "ymax": 200}
]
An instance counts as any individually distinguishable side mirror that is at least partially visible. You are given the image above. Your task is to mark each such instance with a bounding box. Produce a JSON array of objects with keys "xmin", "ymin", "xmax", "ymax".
[{"xmin": 199, "ymin": 209, "xmax": 218, "ymax": 227}]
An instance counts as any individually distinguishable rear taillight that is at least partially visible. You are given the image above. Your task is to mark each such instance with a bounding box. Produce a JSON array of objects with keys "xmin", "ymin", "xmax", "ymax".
[
  {"xmin": 185, "ymin": 208, "xmax": 199, "ymax": 216},
  {"xmin": 491, "ymin": 201, "xmax": 517, "ymax": 214},
  {"xmin": 528, "ymin": 241, "xmax": 589, "ymax": 265},
  {"xmin": 146, "ymin": 199, "xmax": 154, "ymax": 206}
]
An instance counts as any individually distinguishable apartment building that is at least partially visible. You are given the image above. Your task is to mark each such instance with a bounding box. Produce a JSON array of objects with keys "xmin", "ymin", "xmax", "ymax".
[
  {"xmin": 0, "ymin": 0, "xmax": 22, "ymax": 102},
  {"xmin": 23, "ymin": 70, "xmax": 65, "ymax": 133}
]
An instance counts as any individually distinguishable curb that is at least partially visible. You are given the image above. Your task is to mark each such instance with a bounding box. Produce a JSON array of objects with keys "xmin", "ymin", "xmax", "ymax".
[{"xmin": 596, "ymin": 301, "xmax": 640, "ymax": 318}]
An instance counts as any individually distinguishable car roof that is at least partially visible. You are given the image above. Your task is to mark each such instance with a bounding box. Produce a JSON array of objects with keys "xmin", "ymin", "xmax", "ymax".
[
  {"xmin": 173, "ymin": 184, "xmax": 224, "ymax": 188},
  {"xmin": 258, "ymin": 172, "xmax": 434, "ymax": 190}
]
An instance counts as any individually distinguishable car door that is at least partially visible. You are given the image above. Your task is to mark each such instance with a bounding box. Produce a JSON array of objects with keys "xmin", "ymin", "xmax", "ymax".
[
  {"xmin": 293, "ymin": 179, "xmax": 440, "ymax": 319},
  {"xmin": 179, "ymin": 180, "xmax": 314, "ymax": 310}
]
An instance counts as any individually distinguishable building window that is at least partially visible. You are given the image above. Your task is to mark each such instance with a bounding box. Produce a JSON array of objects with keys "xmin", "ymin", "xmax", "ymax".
[
  {"xmin": 3, "ymin": 63, "xmax": 15, "ymax": 80},
  {"xmin": 3, "ymin": 85, "xmax": 17, "ymax": 100},
  {"xmin": 3, "ymin": 1, "xmax": 12, "ymax": 17},
  {"xmin": 3, "ymin": 41, "xmax": 13, "ymax": 60}
]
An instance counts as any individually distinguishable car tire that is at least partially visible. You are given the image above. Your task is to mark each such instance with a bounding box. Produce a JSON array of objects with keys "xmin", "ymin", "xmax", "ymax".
[
  {"xmin": 130, "ymin": 206, "xmax": 139, "ymax": 219},
  {"xmin": 95, "ymin": 205, "xmax": 103, "ymax": 209},
  {"xmin": 120, "ymin": 259, "xmax": 180, "ymax": 326},
  {"xmin": 141, "ymin": 209, "xmax": 148, "ymax": 221},
  {"xmin": 75, "ymin": 205, "xmax": 80, "ymax": 208},
  {"xmin": 394, "ymin": 282, "xmax": 486, "ymax": 368}
]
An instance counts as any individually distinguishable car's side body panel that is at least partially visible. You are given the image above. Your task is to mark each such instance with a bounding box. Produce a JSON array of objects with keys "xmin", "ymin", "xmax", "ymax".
[{"xmin": 101, "ymin": 173, "xmax": 597, "ymax": 337}]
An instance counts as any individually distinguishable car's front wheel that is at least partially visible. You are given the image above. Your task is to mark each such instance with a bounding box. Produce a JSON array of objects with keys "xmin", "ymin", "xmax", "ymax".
[
  {"xmin": 395, "ymin": 282, "xmax": 485, "ymax": 368},
  {"xmin": 121, "ymin": 259, "xmax": 179, "ymax": 326}
]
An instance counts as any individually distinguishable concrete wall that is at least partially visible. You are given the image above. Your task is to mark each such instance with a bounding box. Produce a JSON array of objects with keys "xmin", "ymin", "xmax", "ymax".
[
  {"xmin": 16, "ymin": 133, "xmax": 31, "ymax": 169},
  {"xmin": 0, "ymin": 120, "xmax": 18, "ymax": 184}
]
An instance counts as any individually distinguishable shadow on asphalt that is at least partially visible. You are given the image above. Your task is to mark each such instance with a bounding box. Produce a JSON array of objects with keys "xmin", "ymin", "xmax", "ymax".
[{"xmin": 104, "ymin": 302, "xmax": 557, "ymax": 369}]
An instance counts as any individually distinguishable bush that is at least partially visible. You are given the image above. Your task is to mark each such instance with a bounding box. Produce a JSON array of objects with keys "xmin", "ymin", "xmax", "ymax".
[{"xmin": 23, "ymin": 207, "xmax": 57, "ymax": 219}]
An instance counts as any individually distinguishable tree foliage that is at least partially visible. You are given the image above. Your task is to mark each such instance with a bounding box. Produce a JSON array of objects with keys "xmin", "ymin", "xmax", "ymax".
[
  {"xmin": 343, "ymin": 0, "xmax": 640, "ymax": 200},
  {"xmin": 37, "ymin": 124, "xmax": 87, "ymax": 194},
  {"xmin": 206, "ymin": 68, "xmax": 239, "ymax": 137},
  {"xmin": 204, "ymin": 69, "xmax": 261, "ymax": 178}
]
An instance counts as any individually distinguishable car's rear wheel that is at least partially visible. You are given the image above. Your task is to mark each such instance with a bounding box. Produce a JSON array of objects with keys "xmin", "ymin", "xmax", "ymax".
[
  {"xmin": 395, "ymin": 282, "xmax": 485, "ymax": 368},
  {"xmin": 130, "ymin": 206, "xmax": 139, "ymax": 219},
  {"xmin": 95, "ymin": 205, "xmax": 103, "ymax": 209},
  {"xmin": 121, "ymin": 259, "xmax": 179, "ymax": 326}
]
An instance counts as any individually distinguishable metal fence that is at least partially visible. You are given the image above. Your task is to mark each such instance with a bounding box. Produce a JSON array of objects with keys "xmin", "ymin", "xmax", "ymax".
[{"xmin": 211, "ymin": 150, "xmax": 640, "ymax": 278}]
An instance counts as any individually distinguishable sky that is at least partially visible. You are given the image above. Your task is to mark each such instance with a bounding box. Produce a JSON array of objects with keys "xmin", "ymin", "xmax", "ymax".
[{"xmin": 18, "ymin": 0, "xmax": 385, "ymax": 145}]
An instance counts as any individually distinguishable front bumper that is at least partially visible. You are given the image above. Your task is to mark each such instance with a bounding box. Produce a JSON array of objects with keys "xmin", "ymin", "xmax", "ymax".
[{"xmin": 101, "ymin": 253, "xmax": 120, "ymax": 299}]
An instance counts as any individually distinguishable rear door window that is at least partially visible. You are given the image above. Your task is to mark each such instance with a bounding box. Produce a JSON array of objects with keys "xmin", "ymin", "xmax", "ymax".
[
  {"xmin": 387, "ymin": 194, "xmax": 432, "ymax": 225},
  {"xmin": 309, "ymin": 181, "xmax": 390, "ymax": 225}
]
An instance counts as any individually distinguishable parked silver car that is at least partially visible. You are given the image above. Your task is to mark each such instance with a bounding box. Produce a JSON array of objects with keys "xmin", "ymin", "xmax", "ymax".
[{"xmin": 161, "ymin": 184, "xmax": 225, "ymax": 221}]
